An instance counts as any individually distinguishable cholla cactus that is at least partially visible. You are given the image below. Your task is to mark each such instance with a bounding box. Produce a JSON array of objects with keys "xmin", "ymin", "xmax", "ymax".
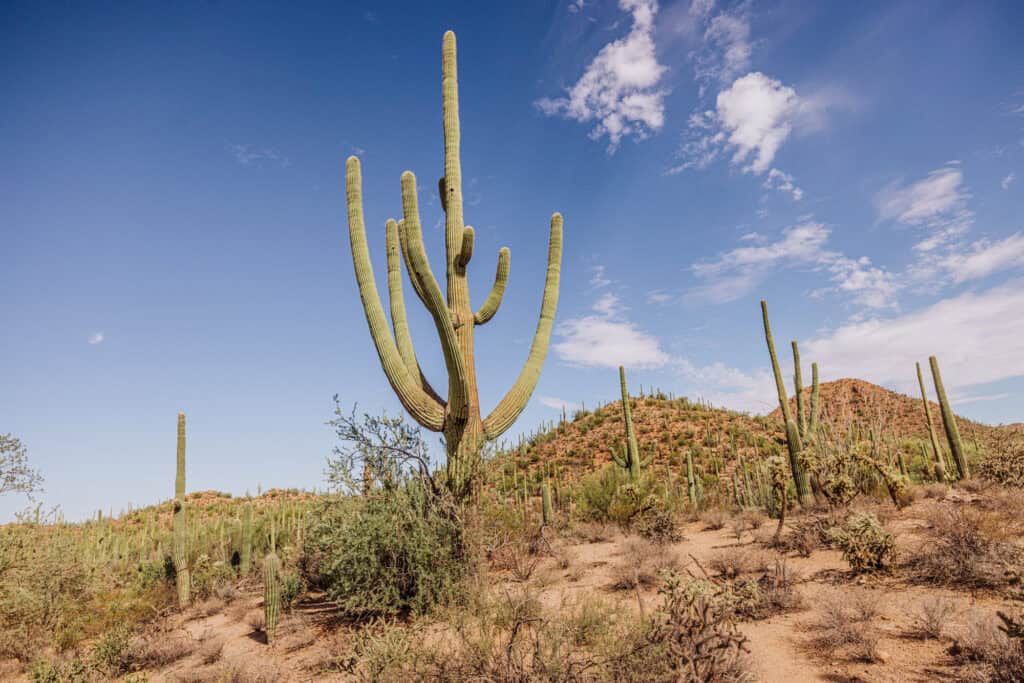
[
  {"xmin": 827, "ymin": 512, "xmax": 896, "ymax": 573},
  {"xmin": 344, "ymin": 32, "xmax": 564, "ymax": 499},
  {"xmin": 263, "ymin": 552, "xmax": 281, "ymax": 644},
  {"xmin": 173, "ymin": 412, "xmax": 190, "ymax": 607}
]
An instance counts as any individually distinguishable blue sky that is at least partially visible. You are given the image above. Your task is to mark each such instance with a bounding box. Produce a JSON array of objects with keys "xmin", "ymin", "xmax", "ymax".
[{"xmin": 4, "ymin": 0, "xmax": 1023, "ymax": 520}]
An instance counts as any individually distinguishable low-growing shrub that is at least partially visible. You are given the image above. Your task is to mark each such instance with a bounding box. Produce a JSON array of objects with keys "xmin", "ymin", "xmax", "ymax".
[
  {"xmin": 810, "ymin": 589, "xmax": 882, "ymax": 663},
  {"xmin": 908, "ymin": 506, "xmax": 1021, "ymax": 590}
]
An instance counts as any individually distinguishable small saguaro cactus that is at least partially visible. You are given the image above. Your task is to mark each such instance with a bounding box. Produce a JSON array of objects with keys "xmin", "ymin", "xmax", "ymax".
[
  {"xmin": 916, "ymin": 361, "xmax": 946, "ymax": 481},
  {"xmin": 240, "ymin": 502, "xmax": 254, "ymax": 576},
  {"xmin": 173, "ymin": 412, "xmax": 190, "ymax": 607},
  {"xmin": 760, "ymin": 301, "xmax": 812, "ymax": 506},
  {"xmin": 344, "ymin": 31, "xmax": 564, "ymax": 500},
  {"xmin": 929, "ymin": 355, "xmax": 968, "ymax": 480},
  {"xmin": 263, "ymin": 552, "xmax": 281, "ymax": 644},
  {"xmin": 686, "ymin": 448, "xmax": 698, "ymax": 504},
  {"xmin": 610, "ymin": 366, "xmax": 651, "ymax": 479},
  {"xmin": 541, "ymin": 481, "xmax": 553, "ymax": 526}
]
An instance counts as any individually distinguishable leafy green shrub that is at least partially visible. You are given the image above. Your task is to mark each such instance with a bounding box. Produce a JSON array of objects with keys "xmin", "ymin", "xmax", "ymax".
[
  {"xmin": 574, "ymin": 464, "xmax": 629, "ymax": 521},
  {"xmin": 303, "ymin": 480, "xmax": 468, "ymax": 618},
  {"xmin": 828, "ymin": 512, "xmax": 897, "ymax": 573},
  {"xmin": 90, "ymin": 626, "xmax": 134, "ymax": 677}
]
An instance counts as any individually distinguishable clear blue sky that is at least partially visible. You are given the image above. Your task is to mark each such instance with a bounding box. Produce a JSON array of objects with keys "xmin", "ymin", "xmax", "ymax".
[{"xmin": 4, "ymin": 0, "xmax": 1023, "ymax": 520}]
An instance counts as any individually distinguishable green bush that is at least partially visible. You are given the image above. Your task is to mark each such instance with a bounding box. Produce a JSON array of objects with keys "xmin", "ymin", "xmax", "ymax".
[{"xmin": 303, "ymin": 480, "xmax": 468, "ymax": 618}]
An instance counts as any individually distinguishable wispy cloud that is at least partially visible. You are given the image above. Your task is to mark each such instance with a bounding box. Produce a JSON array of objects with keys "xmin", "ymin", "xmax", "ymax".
[
  {"xmin": 589, "ymin": 264, "xmax": 612, "ymax": 288},
  {"xmin": 804, "ymin": 279, "xmax": 1024, "ymax": 395},
  {"xmin": 940, "ymin": 232, "xmax": 1024, "ymax": 284},
  {"xmin": 88, "ymin": 332, "xmax": 104, "ymax": 345},
  {"xmin": 877, "ymin": 166, "xmax": 970, "ymax": 227},
  {"xmin": 538, "ymin": 395, "xmax": 583, "ymax": 412},
  {"xmin": 951, "ymin": 392, "xmax": 1011, "ymax": 406},
  {"xmin": 1002, "ymin": 172, "xmax": 1016, "ymax": 190},
  {"xmin": 536, "ymin": 0, "xmax": 667, "ymax": 152},
  {"xmin": 762, "ymin": 168, "xmax": 803, "ymax": 201},
  {"xmin": 231, "ymin": 144, "xmax": 290, "ymax": 167}
]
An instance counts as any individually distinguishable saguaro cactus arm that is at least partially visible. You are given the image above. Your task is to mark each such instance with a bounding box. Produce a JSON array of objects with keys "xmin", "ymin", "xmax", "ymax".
[
  {"xmin": 792, "ymin": 341, "xmax": 806, "ymax": 437},
  {"xmin": 385, "ymin": 219, "xmax": 443, "ymax": 403},
  {"xmin": 916, "ymin": 361, "xmax": 946, "ymax": 480},
  {"xmin": 346, "ymin": 157, "xmax": 446, "ymax": 431},
  {"xmin": 809, "ymin": 362, "xmax": 820, "ymax": 435},
  {"xmin": 482, "ymin": 214, "xmax": 563, "ymax": 439},
  {"xmin": 474, "ymin": 247, "xmax": 510, "ymax": 325},
  {"xmin": 929, "ymin": 355, "xmax": 968, "ymax": 480}
]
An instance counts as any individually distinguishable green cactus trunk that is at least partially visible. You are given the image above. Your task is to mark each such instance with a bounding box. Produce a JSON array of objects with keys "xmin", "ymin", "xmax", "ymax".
[
  {"xmin": 916, "ymin": 361, "xmax": 947, "ymax": 482},
  {"xmin": 344, "ymin": 31, "xmax": 564, "ymax": 501},
  {"xmin": 929, "ymin": 356, "xmax": 968, "ymax": 480},
  {"xmin": 263, "ymin": 552, "xmax": 281, "ymax": 644},
  {"xmin": 792, "ymin": 341, "xmax": 806, "ymax": 438},
  {"xmin": 760, "ymin": 300, "xmax": 813, "ymax": 507},
  {"xmin": 611, "ymin": 366, "xmax": 644, "ymax": 480},
  {"xmin": 686, "ymin": 449, "xmax": 698, "ymax": 505},
  {"xmin": 173, "ymin": 413, "xmax": 190, "ymax": 607},
  {"xmin": 809, "ymin": 362, "xmax": 820, "ymax": 437},
  {"xmin": 240, "ymin": 502, "xmax": 254, "ymax": 576},
  {"xmin": 541, "ymin": 481, "xmax": 553, "ymax": 526}
]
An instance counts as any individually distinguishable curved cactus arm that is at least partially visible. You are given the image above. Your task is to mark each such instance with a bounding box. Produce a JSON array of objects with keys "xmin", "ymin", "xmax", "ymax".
[
  {"xmin": 474, "ymin": 247, "xmax": 510, "ymax": 325},
  {"xmin": 400, "ymin": 171, "xmax": 470, "ymax": 420},
  {"xmin": 384, "ymin": 219, "xmax": 444, "ymax": 404},
  {"xmin": 611, "ymin": 442, "xmax": 627, "ymax": 468},
  {"xmin": 346, "ymin": 156, "xmax": 445, "ymax": 431},
  {"xmin": 483, "ymin": 213, "xmax": 563, "ymax": 439},
  {"xmin": 640, "ymin": 453, "xmax": 654, "ymax": 468},
  {"xmin": 457, "ymin": 226, "xmax": 474, "ymax": 268},
  {"xmin": 397, "ymin": 219, "xmax": 430, "ymax": 308}
]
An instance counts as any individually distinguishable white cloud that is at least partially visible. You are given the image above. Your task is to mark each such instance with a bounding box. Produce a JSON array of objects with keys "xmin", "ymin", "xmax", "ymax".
[
  {"xmin": 553, "ymin": 315, "xmax": 670, "ymax": 368},
  {"xmin": 688, "ymin": 221, "xmax": 899, "ymax": 309},
  {"xmin": 568, "ymin": 0, "xmax": 586, "ymax": 13},
  {"xmin": 231, "ymin": 144, "xmax": 290, "ymax": 167},
  {"xmin": 951, "ymin": 392, "xmax": 1010, "ymax": 406},
  {"xmin": 693, "ymin": 9, "xmax": 752, "ymax": 91},
  {"xmin": 877, "ymin": 166, "xmax": 969, "ymax": 225},
  {"xmin": 88, "ymin": 332, "xmax": 104, "ymax": 345},
  {"xmin": 589, "ymin": 264, "xmax": 611, "ymax": 288},
  {"xmin": 762, "ymin": 168, "xmax": 803, "ymax": 201},
  {"xmin": 804, "ymin": 279, "xmax": 1024, "ymax": 395},
  {"xmin": 673, "ymin": 72, "xmax": 827, "ymax": 178},
  {"xmin": 675, "ymin": 360, "xmax": 778, "ymax": 413},
  {"xmin": 1002, "ymin": 172, "xmax": 1016, "ymax": 190},
  {"xmin": 592, "ymin": 292, "xmax": 624, "ymax": 316},
  {"xmin": 647, "ymin": 289, "xmax": 673, "ymax": 304},
  {"xmin": 940, "ymin": 232, "xmax": 1024, "ymax": 284},
  {"xmin": 536, "ymin": 0, "xmax": 667, "ymax": 151},
  {"xmin": 538, "ymin": 395, "xmax": 583, "ymax": 412}
]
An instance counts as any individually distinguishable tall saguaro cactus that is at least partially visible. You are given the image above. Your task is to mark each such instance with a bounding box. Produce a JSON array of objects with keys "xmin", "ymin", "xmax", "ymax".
[
  {"xmin": 760, "ymin": 301, "xmax": 812, "ymax": 506},
  {"xmin": 929, "ymin": 356, "xmax": 968, "ymax": 480},
  {"xmin": 173, "ymin": 412, "xmax": 190, "ymax": 607},
  {"xmin": 611, "ymin": 366, "xmax": 649, "ymax": 479},
  {"xmin": 345, "ymin": 31, "xmax": 563, "ymax": 499},
  {"xmin": 916, "ymin": 361, "xmax": 946, "ymax": 481}
]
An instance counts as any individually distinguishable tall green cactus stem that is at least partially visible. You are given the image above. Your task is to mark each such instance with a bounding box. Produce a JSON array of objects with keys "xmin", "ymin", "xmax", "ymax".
[
  {"xmin": 345, "ymin": 31, "xmax": 563, "ymax": 500},
  {"xmin": 791, "ymin": 341, "xmax": 806, "ymax": 437},
  {"xmin": 240, "ymin": 502, "xmax": 254, "ymax": 576},
  {"xmin": 760, "ymin": 301, "xmax": 812, "ymax": 506},
  {"xmin": 173, "ymin": 413, "xmax": 190, "ymax": 607},
  {"xmin": 686, "ymin": 448, "xmax": 698, "ymax": 505},
  {"xmin": 929, "ymin": 355, "xmax": 968, "ymax": 480},
  {"xmin": 916, "ymin": 361, "xmax": 946, "ymax": 481},
  {"xmin": 541, "ymin": 481, "xmax": 553, "ymax": 526},
  {"xmin": 610, "ymin": 366, "xmax": 650, "ymax": 479},
  {"xmin": 263, "ymin": 552, "xmax": 281, "ymax": 644},
  {"xmin": 809, "ymin": 362, "xmax": 820, "ymax": 437}
]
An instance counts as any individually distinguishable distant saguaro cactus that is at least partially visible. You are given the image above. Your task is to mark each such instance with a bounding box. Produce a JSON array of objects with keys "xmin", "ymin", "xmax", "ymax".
[
  {"xmin": 345, "ymin": 31, "xmax": 563, "ymax": 499},
  {"xmin": 610, "ymin": 366, "xmax": 650, "ymax": 479},
  {"xmin": 541, "ymin": 481, "xmax": 553, "ymax": 526},
  {"xmin": 929, "ymin": 356, "xmax": 968, "ymax": 480},
  {"xmin": 760, "ymin": 301, "xmax": 812, "ymax": 506},
  {"xmin": 173, "ymin": 412, "xmax": 190, "ymax": 607},
  {"xmin": 263, "ymin": 552, "xmax": 281, "ymax": 644},
  {"xmin": 916, "ymin": 361, "xmax": 946, "ymax": 481}
]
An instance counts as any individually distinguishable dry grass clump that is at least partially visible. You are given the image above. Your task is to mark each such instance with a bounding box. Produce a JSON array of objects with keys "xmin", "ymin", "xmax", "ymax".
[
  {"xmin": 708, "ymin": 547, "xmax": 768, "ymax": 579},
  {"xmin": 610, "ymin": 538, "xmax": 680, "ymax": 590},
  {"xmin": 730, "ymin": 509, "xmax": 766, "ymax": 541},
  {"xmin": 568, "ymin": 520, "xmax": 617, "ymax": 544},
  {"xmin": 130, "ymin": 633, "xmax": 196, "ymax": 669},
  {"xmin": 196, "ymin": 633, "xmax": 225, "ymax": 665},
  {"xmin": 701, "ymin": 509, "xmax": 729, "ymax": 531},
  {"xmin": 921, "ymin": 483, "xmax": 950, "ymax": 500},
  {"xmin": 808, "ymin": 589, "xmax": 883, "ymax": 663},
  {"xmin": 910, "ymin": 595, "xmax": 957, "ymax": 640},
  {"xmin": 949, "ymin": 610, "xmax": 1024, "ymax": 682},
  {"xmin": 778, "ymin": 508, "xmax": 847, "ymax": 557},
  {"xmin": 907, "ymin": 505, "xmax": 1022, "ymax": 590}
]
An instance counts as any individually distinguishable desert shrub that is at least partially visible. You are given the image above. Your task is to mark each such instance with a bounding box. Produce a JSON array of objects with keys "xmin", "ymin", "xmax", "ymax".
[
  {"xmin": 700, "ymin": 509, "xmax": 729, "ymax": 531},
  {"xmin": 708, "ymin": 547, "xmax": 767, "ymax": 579},
  {"xmin": 911, "ymin": 595, "xmax": 956, "ymax": 639},
  {"xmin": 303, "ymin": 479, "xmax": 468, "ymax": 618},
  {"xmin": 28, "ymin": 657, "xmax": 91, "ymax": 683},
  {"xmin": 89, "ymin": 626, "xmax": 135, "ymax": 676},
  {"xmin": 782, "ymin": 508, "xmax": 847, "ymax": 556},
  {"xmin": 574, "ymin": 464, "xmax": 629, "ymax": 521},
  {"xmin": 810, "ymin": 589, "xmax": 882, "ymax": 663},
  {"xmin": 634, "ymin": 507, "xmax": 682, "ymax": 543},
  {"xmin": 908, "ymin": 506, "xmax": 1021, "ymax": 590},
  {"xmin": 279, "ymin": 571, "xmax": 305, "ymax": 610},
  {"xmin": 611, "ymin": 538, "xmax": 680, "ymax": 591},
  {"xmin": 828, "ymin": 512, "xmax": 897, "ymax": 573},
  {"xmin": 950, "ymin": 611, "xmax": 1024, "ymax": 682}
]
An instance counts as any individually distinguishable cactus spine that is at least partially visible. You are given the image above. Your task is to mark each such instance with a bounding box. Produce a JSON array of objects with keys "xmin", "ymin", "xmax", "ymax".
[
  {"xmin": 610, "ymin": 366, "xmax": 650, "ymax": 479},
  {"xmin": 240, "ymin": 502, "xmax": 254, "ymax": 576},
  {"xmin": 760, "ymin": 301, "xmax": 813, "ymax": 506},
  {"xmin": 916, "ymin": 361, "xmax": 946, "ymax": 481},
  {"xmin": 929, "ymin": 355, "xmax": 968, "ymax": 480},
  {"xmin": 263, "ymin": 552, "xmax": 281, "ymax": 644},
  {"xmin": 173, "ymin": 412, "xmax": 190, "ymax": 607},
  {"xmin": 344, "ymin": 31, "xmax": 564, "ymax": 500}
]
